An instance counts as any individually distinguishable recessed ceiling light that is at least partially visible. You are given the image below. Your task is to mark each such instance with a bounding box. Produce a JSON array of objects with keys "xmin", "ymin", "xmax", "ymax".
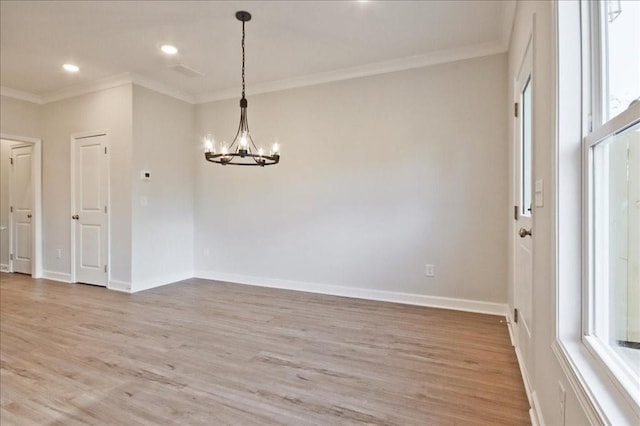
[
  {"xmin": 62, "ymin": 63, "xmax": 79, "ymax": 72},
  {"xmin": 161, "ymin": 44, "xmax": 178, "ymax": 55}
]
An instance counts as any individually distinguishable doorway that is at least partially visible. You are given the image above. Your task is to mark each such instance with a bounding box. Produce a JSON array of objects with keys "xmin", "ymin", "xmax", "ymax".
[
  {"xmin": 71, "ymin": 132, "xmax": 109, "ymax": 286},
  {"xmin": 0, "ymin": 135, "xmax": 43, "ymax": 277}
]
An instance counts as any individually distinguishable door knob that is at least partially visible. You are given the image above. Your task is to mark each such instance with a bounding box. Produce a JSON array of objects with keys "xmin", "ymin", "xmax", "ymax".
[
  {"xmin": 518, "ymin": 227, "xmax": 532, "ymax": 238},
  {"xmin": 72, "ymin": 214, "xmax": 79, "ymax": 220},
  {"xmin": 27, "ymin": 214, "xmax": 32, "ymax": 218}
]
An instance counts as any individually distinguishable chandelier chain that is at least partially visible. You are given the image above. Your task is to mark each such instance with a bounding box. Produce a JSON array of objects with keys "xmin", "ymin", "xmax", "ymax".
[{"xmin": 242, "ymin": 20, "xmax": 245, "ymax": 99}]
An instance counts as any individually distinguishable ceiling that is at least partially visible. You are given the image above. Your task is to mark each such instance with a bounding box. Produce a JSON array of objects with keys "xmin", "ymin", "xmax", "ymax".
[{"xmin": 0, "ymin": 1, "xmax": 515, "ymax": 104}]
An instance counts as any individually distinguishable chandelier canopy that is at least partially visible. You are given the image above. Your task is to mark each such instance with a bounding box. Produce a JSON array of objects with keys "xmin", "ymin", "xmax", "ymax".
[{"xmin": 204, "ymin": 11, "xmax": 280, "ymax": 167}]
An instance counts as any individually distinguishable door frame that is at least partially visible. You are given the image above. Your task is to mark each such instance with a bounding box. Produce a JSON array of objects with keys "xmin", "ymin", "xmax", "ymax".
[
  {"xmin": 70, "ymin": 130, "xmax": 110, "ymax": 284},
  {"xmin": 1, "ymin": 134, "xmax": 42, "ymax": 278}
]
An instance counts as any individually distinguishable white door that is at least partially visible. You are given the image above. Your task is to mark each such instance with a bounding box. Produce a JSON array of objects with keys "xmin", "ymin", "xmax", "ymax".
[
  {"xmin": 514, "ymin": 44, "xmax": 534, "ymax": 381},
  {"xmin": 11, "ymin": 144, "xmax": 33, "ymax": 274},
  {"xmin": 73, "ymin": 134, "xmax": 108, "ymax": 286}
]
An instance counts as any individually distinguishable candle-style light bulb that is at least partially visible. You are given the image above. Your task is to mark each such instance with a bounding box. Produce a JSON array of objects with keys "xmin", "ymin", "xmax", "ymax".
[
  {"xmin": 272, "ymin": 142, "xmax": 280, "ymax": 154},
  {"xmin": 258, "ymin": 147, "xmax": 264, "ymax": 157},
  {"xmin": 221, "ymin": 144, "xmax": 228, "ymax": 155},
  {"xmin": 240, "ymin": 133, "xmax": 248, "ymax": 148},
  {"xmin": 204, "ymin": 134, "xmax": 213, "ymax": 153}
]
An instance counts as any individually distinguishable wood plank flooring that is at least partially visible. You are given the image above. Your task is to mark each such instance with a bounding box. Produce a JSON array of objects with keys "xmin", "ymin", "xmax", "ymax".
[{"xmin": 0, "ymin": 273, "xmax": 529, "ymax": 425}]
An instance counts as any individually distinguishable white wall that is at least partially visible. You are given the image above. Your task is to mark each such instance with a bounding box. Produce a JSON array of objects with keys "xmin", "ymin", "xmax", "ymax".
[
  {"xmin": 131, "ymin": 85, "xmax": 195, "ymax": 291},
  {"xmin": 41, "ymin": 85, "xmax": 133, "ymax": 285},
  {"xmin": 195, "ymin": 54, "xmax": 509, "ymax": 305},
  {"xmin": 0, "ymin": 95, "xmax": 40, "ymax": 138}
]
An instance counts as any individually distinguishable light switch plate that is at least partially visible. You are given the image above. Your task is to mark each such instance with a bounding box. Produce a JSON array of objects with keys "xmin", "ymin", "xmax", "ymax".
[{"xmin": 535, "ymin": 179, "xmax": 544, "ymax": 207}]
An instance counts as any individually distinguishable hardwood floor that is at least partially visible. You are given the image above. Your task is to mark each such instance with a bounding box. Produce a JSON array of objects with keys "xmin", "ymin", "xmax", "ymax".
[{"xmin": 0, "ymin": 273, "xmax": 529, "ymax": 425}]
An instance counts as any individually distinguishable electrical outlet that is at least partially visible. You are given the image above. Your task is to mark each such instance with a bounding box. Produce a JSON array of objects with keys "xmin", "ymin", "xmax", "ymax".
[
  {"xmin": 56, "ymin": 248, "xmax": 62, "ymax": 259},
  {"xmin": 558, "ymin": 381, "xmax": 566, "ymax": 426},
  {"xmin": 425, "ymin": 264, "xmax": 435, "ymax": 277}
]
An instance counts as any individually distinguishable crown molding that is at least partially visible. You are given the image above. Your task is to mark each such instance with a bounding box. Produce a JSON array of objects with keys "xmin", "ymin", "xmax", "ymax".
[
  {"xmin": 0, "ymin": 86, "xmax": 43, "ymax": 104},
  {"xmin": 195, "ymin": 40, "xmax": 506, "ymax": 104},
  {"xmin": 17, "ymin": 72, "xmax": 196, "ymax": 105},
  {"xmin": 3, "ymin": 37, "xmax": 509, "ymax": 107},
  {"xmin": 40, "ymin": 72, "xmax": 134, "ymax": 104},
  {"xmin": 129, "ymin": 73, "xmax": 195, "ymax": 104}
]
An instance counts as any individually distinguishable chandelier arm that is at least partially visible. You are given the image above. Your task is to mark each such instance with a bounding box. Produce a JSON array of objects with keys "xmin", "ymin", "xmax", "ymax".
[
  {"xmin": 230, "ymin": 109, "xmax": 245, "ymax": 149},
  {"xmin": 248, "ymin": 134, "xmax": 259, "ymax": 152}
]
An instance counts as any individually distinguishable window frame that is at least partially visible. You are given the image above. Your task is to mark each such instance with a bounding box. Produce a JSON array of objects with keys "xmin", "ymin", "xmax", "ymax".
[{"xmin": 582, "ymin": 0, "xmax": 640, "ymax": 411}]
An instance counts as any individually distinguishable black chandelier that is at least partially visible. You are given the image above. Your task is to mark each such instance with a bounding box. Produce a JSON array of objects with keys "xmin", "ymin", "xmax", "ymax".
[{"xmin": 204, "ymin": 11, "xmax": 280, "ymax": 166}]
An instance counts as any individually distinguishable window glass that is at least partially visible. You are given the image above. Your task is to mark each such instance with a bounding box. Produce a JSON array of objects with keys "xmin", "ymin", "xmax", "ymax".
[
  {"xmin": 522, "ymin": 77, "xmax": 532, "ymax": 216},
  {"xmin": 592, "ymin": 120, "xmax": 640, "ymax": 378},
  {"xmin": 602, "ymin": 0, "xmax": 640, "ymax": 121}
]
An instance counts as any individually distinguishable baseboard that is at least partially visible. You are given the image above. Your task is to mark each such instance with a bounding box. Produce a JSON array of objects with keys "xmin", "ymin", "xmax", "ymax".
[
  {"xmin": 107, "ymin": 279, "xmax": 131, "ymax": 293},
  {"xmin": 42, "ymin": 270, "xmax": 72, "ymax": 283},
  {"xmin": 514, "ymin": 344, "xmax": 533, "ymax": 397},
  {"xmin": 130, "ymin": 271, "xmax": 193, "ymax": 293},
  {"xmin": 194, "ymin": 270, "xmax": 508, "ymax": 316},
  {"xmin": 0, "ymin": 264, "xmax": 9, "ymax": 273},
  {"xmin": 506, "ymin": 312, "xmax": 516, "ymax": 346},
  {"xmin": 509, "ymin": 318, "xmax": 545, "ymax": 426},
  {"xmin": 530, "ymin": 391, "xmax": 545, "ymax": 426}
]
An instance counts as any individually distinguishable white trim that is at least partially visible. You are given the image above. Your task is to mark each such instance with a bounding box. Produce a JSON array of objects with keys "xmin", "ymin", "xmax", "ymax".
[
  {"xmin": 506, "ymin": 312, "xmax": 517, "ymax": 346},
  {"xmin": 514, "ymin": 339, "xmax": 534, "ymax": 408},
  {"xmin": 515, "ymin": 342, "xmax": 533, "ymax": 395},
  {"xmin": 583, "ymin": 335, "xmax": 640, "ymax": 413},
  {"xmin": 3, "ymin": 73, "xmax": 195, "ymax": 106},
  {"xmin": 42, "ymin": 270, "xmax": 72, "ymax": 283},
  {"xmin": 552, "ymin": 341, "xmax": 609, "ymax": 425},
  {"xmin": 0, "ymin": 264, "xmax": 9, "ymax": 273},
  {"xmin": 554, "ymin": 337, "xmax": 640, "ymax": 424},
  {"xmin": 40, "ymin": 73, "xmax": 133, "ymax": 104},
  {"xmin": 130, "ymin": 73, "xmax": 195, "ymax": 104},
  {"xmin": 507, "ymin": 312, "xmax": 544, "ymax": 426},
  {"xmin": 3, "ymin": 42, "xmax": 508, "ymax": 106},
  {"xmin": 196, "ymin": 42, "xmax": 506, "ymax": 103},
  {"xmin": 130, "ymin": 271, "xmax": 193, "ymax": 293},
  {"xmin": 0, "ymin": 86, "xmax": 43, "ymax": 104},
  {"xmin": 530, "ymin": 391, "xmax": 545, "ymax": 426},
  {"xmin": 107, "ymin": 280, "xmax": 131, "ymax": 293},
  {"xmin": 585, "ymin": 103, "xmax": 640, "ymax": 148},
  {"xmin": 1, "ymin": 134, "xmax": 43, "ymax": 278},
  {"xmin": 0, "ymin": 134, "xmax": 40, "ymax": 145},
  {"xmin": 194, "ymin": 270, "xmax": 507, "ymax": 316}
]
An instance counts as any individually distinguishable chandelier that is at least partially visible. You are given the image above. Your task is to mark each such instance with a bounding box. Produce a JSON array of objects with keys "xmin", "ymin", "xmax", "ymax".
[{"xmin": 204, "ymin": 11, "xmax": 280, "ymax": 166}]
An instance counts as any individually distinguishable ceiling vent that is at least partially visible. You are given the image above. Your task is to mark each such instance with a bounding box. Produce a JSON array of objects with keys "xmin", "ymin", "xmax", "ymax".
[{"xmin": 168, "ymin": 64, "xmax": 204, "ymax": 78}]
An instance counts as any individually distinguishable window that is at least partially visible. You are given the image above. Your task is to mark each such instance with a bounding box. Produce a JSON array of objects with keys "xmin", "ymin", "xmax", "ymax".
[{"xmin": 585, "ymin": 0, "xmax": 640, "ymax": 405}]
